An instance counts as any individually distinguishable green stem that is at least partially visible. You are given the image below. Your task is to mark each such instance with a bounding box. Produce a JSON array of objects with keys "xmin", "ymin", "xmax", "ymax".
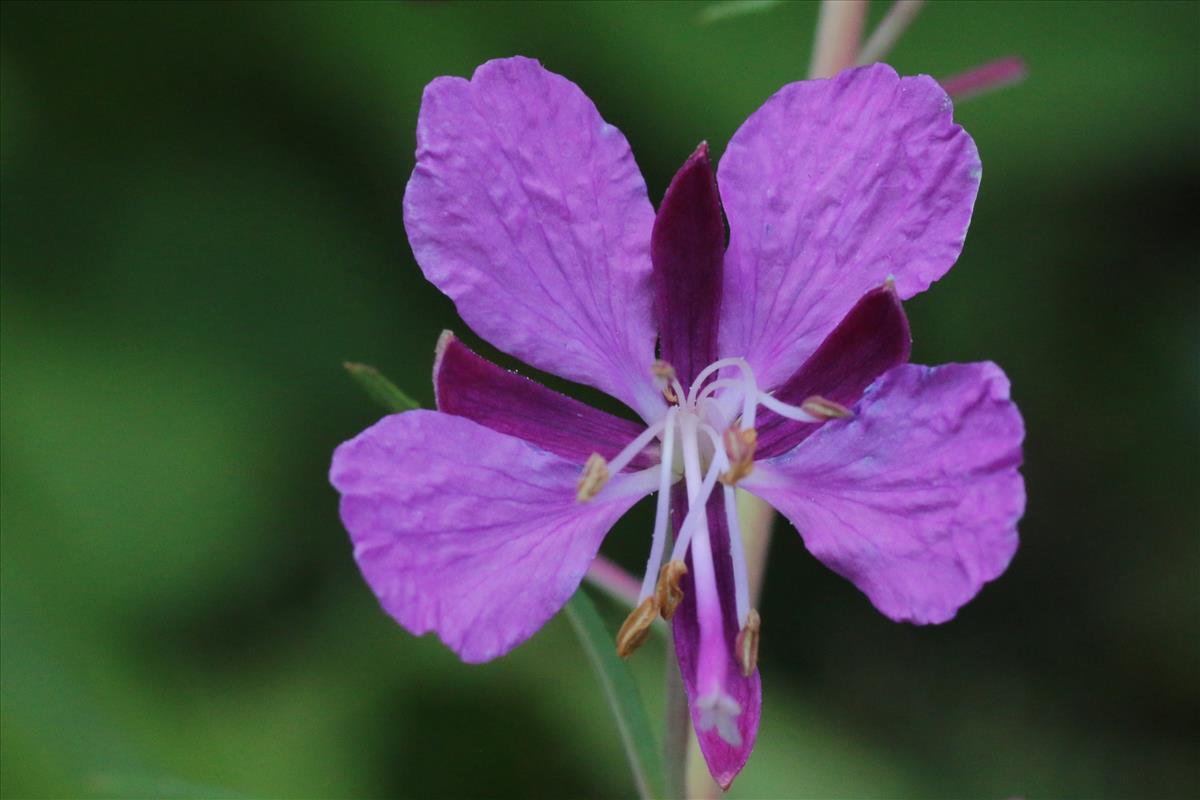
[{"xmin": 662, "ymin": 634, "xmax": 689, "ymax": 799}]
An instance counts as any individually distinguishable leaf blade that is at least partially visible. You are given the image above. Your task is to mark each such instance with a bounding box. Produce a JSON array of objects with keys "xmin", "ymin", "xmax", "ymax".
[
  {"xmin": 564, "ymin": 589, "xmax": 664, "ymax": 800},
  {"xmin": 343, "ymin": 361, "xmax": 419, "ymax": 413}
]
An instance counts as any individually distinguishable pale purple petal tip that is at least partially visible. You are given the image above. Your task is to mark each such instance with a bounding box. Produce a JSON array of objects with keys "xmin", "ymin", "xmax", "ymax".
[
  {"xmin": 746, "ymin": 362, "xmax": 1025, "ymax": 624},
  {"xmin": 403, "ymin": 56, "xmax": 662, "ymax": 420},
  {"xmin": 718, "ymin": 63, "xmax": 981, "ymax": 391},
  {"xmin": 671, "ymin": 488, "xmax": 760, "ymax": 788},
  {"xmin": 330, "ymin": 410, "xmax": 655, "ymax": 662}
]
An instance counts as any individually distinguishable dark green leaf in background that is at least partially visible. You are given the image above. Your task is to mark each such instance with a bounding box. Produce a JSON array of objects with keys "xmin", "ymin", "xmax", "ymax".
[{"xmin": 2, "ymin": 1, "xmax": 1197, "ymax": 798}]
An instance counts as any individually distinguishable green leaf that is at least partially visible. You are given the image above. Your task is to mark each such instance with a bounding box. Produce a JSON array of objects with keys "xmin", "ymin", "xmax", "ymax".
[
  {"xmin": 343, "ymin": 361, "xmax": 419, "ymax": 413},
  {"xmin": 563, "ymin": 589, "xmax": 664, "ymax": 800},
  {"xmin": 696, "ymin": 0, "xmax": 784, "ymax": 25},
  {"xmin": 340, "ymin": 361, "xmax": 664, "ymax": 796}
]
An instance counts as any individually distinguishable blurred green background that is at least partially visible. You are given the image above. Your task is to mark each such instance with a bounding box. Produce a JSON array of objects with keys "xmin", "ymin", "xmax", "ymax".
[{"xmin": 2, "ymin": 1, "xmax": 1197, "ymax": 798}]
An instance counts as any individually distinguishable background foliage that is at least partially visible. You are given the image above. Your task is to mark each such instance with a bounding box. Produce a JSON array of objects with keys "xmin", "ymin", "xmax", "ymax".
[{"xmin": 2, "ymin": 1, "xmax": 1198, "ymax": 797}]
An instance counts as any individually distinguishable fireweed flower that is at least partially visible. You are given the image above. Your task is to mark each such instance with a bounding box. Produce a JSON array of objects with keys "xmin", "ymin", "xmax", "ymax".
[{"xmin": 330, "ymin": 57, "xmax": 1025, "ymax": 788}]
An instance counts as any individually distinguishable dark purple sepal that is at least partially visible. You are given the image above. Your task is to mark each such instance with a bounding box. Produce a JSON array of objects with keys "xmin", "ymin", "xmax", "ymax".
[
  {"xmin": 670, "ymin": 486, "xmax": 761, "ymax": 790},
  {"xmin": 434, "ymin": 332, "xmax": 656, "ymax": 469},
  {"xmin": 652, "ymin": 143, "xmax": 725, "ymax": 388},
  {"xmin": 756, "ymin": 283, "xmax": 912, "ymax": 458}
]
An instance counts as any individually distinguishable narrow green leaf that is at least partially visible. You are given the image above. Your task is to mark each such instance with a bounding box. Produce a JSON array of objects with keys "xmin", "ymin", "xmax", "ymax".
[
  {"xmin": 696, "ymin": 0, "xmax": 784, "ymax": 25},
  {"xmin": 564, "ymin": 589, "xmax": 664, "ymax": 800},
  {"xmin": 343, "ymin": 361, "xmax": 419, "ymax": 413},
  {"xmin": 342, "ymin": 363, "xmax": 661, "ymax": 794}
]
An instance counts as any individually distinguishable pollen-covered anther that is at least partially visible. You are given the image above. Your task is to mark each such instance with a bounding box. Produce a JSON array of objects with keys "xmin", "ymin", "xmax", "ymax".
[
  {"xmin": 735, "ymin": 609, "xmax": 761, "ymax": 677},
  {"xmin": 654, "ymin": 559, "xmax": 688, "ymax": 620},
  {"xmin": 651, "ymin": 360, "xmax": 679, "ymax": 403},
  {"xmin": 615, "ymin": 596, "xmax": 659, "ymax": 658},
  {"xmin": 720, "ymin": 425, "xmax": 757, "ymax": 485},
  {"xmin": 576, "ymin": 453, "xmax": 610, "ymax": 502},
  {"xmin": 801, "ymin": 395, "xmax": 854, "ymax": 421}
]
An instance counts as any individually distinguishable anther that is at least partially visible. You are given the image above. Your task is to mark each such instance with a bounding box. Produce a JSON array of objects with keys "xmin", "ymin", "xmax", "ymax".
[
  {"xmin": 651, "ymin": 360, "xmax": 679, "ymax": 403},
  {"xmin": 801, "ymin": 395, "xmax": 854, "ymax": 421},
  {"xmin": 719, "ymin": 425, "xmax": 757, "ymax": 485},
  {"xmin": 735, "ymin": 609, "xmax": 761, "ymax": 677},
  {"xmin": 655, "ymin": 560, "xmax": 688, "ymax": 620},
  {"xmin": 615, "ymin": 596, "xmax": 659, "ymax": 658},
  {"xmin": 576, "ymin": 453, "xmax": 610, "ymax": 501}
]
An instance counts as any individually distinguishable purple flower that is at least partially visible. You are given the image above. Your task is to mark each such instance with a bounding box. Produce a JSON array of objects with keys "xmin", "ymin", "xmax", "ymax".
[{"xmin": 330, "ymin": 57, "xmax": 1025, "ymax": 788}]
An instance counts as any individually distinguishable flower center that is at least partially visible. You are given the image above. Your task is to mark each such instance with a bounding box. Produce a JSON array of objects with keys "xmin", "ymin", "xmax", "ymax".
[{"xmin": 580, "ymin": 357, "xmax": 850, "ymax": 747}]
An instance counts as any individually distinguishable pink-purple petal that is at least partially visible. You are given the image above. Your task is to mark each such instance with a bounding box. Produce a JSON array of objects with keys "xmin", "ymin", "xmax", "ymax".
[
  {"xmin": 717, "ymin": 63, "xmax": 981, "ymax": 391},
  {"xmin": 756, "ymin": 282, "xmax": 912, "ymax": 458},
  {"xmin": 671, "ymin": 487, "xmax": 761, "ymax": 789},
  {"xmin": 744, "ymin": 362, "xmax": 1024, "ymax": 624},
  {"xmin": 433, "ymin": 331, "xmax": 657, "ymax": 470},
  {"xmin": 652, "ymin": 143, "xmax": 725, "ymax": 387},
  {"xmin": 330, "ymin": 410, "xmax": 657, "ymax": 663},
  {"xmin": 404, "ymin": 56, "xmax": 662, "ymax": 420}
]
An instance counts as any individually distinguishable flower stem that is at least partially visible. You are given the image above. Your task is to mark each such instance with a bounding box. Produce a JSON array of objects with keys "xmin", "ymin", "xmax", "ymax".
[
  {"xmin": 738, "ymin": 491, "xmax": 776, "ymax": 607},
  {"xmin": 585, "ymin": 555, "xmax": 643, "ymax": 607},
  {"xmin": 808, "ymin": 0, "xmax": 868, "ymax": 79},
  {"xmin": 856, "ymin": 0, "xmax": 925, "ymax": 66}
]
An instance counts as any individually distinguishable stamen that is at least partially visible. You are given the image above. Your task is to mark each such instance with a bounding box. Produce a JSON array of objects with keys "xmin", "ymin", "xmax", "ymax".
[
  {"xmin": 576, "ymin": 453, "xmax": 609, "ymax": 501},
  {"xmin": 696, "ymin": 377, "xmax": 743, "ymax": 402},
  {"xmin": 579, "ymin": 419, "xmax": 667, "ymax": 503},
  {"xmin": 638, "ymin": 408, "xmax": 678, "ymax": 601},
  {"xmin": 685, "ymin": 357, "xmax": 760, "ymax": 431},
  {"xmin": 669, "ymin": 453, "xmax": 725, "ymax": 563},
  {"xmin": 606, "ymin": 418, "xmax": 667, "ymax": 475},
  {"xmin": 615, "ymin": 596, "xmax": 659, "ymax": 659},
  {"xmin": 722, "ymin": 484, "xmax": 752, "ymax": 625},
  {"xmin": 655, "ymin": 560, "xmax": 688, "ymax": 620},
  {"xmin": 651, "ymin": 360, "xmax": 680, "ymax": 403},
  {"xmin": 698, "ymin": 396, "xmax": 731, "ymax": 431},
  {"xmin": 686, "ymin": 357, "xmax": 752, "ymax": 408},
  {"xmin": 756, "ymin": 390, "xmax": 824, "ymax": 423},
  {"xmin": 719, "ymin": 426, "xmax": 757, "ymax": 486},
  {"xmin": 801, "ymin": 395, "xmax": 854, "ymax": 421},
  {"xmin": 735, "ymin": 609, "xmax": 761, "ymax": 677}
]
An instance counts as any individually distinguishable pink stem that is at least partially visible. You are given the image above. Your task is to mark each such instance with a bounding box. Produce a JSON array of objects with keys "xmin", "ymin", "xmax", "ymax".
[
  {"xmin": 941, "ymin": 56, "xmax": 1028, "ymax": 100},
  {"xmin": 808, "ymin": 0, "xmax": 868, "ymax": 79},
  {"xmin": 584, "ymin": 555, "xmax": 642, "ymax": 607},
  {"xmin": 856, "ymin": 0, "xmax": 925, "ymax": 66}
]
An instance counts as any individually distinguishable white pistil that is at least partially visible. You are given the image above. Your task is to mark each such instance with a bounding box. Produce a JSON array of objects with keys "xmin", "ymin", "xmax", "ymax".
[
  {"xmin": 756, "ymin": 389, "xmax": 824, "ymax": 423},
  {"xmin": 669, "ymin": 377, "xmax": 687, "ymax": 407},
  {"xmin": 686, "ymin": 358, "xmax": 735, "ymax": 407},
  {"xmin": 669, "ymin": 449, "xmax": 725, "ymax": 564},
  {"xmin": 584, "ymin": 354, "xmax": 849, "ymax": 715},
  {"xmin": 639, "ymin": 407, "xmax": 678, "ymax": 602},
  {"xmin": 686, "ymin": 357, "xmax": 759, "ymax": 429},
  {"xmin": 601, "ymin": 418, "xmax": 666, "ymax": 476},
  {"xmin": 680, "ymin": 416, "xmax": 728, "ymax": 700},
  {"xmin": 697, "ymin": 377, "xmax": 743, "ymax": 403},
  {"xmin": 697, "ymin": 693, "xmax": 743, "ymax": 748}
]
